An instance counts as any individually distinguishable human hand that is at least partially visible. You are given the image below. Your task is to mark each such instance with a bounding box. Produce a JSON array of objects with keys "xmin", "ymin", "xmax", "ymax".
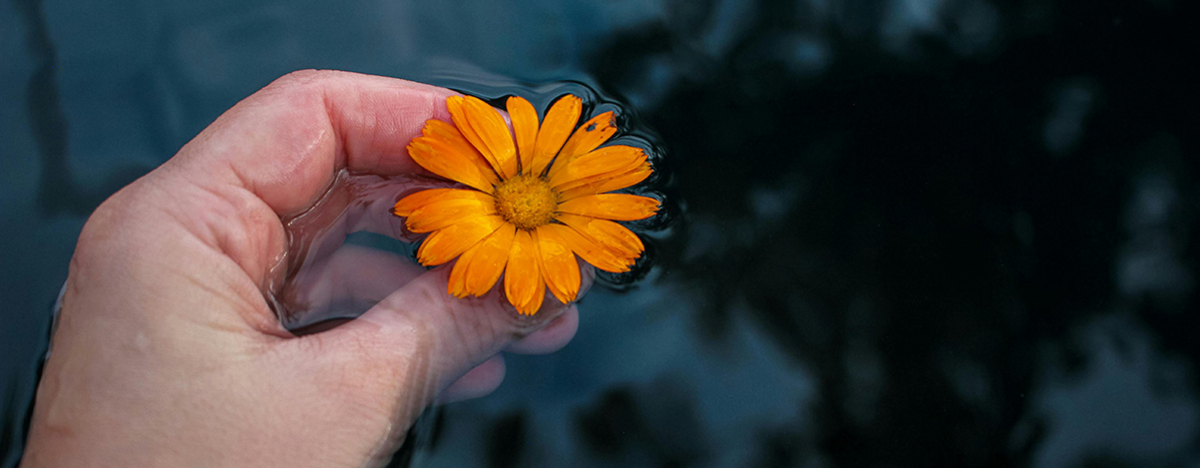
[{"xmin": 20, "ymin": 70, "xmax": 584, "ymax": 468}]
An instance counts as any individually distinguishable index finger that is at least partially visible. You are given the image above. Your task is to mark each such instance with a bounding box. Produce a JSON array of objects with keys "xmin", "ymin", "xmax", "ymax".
[
  {"xmin": 170, "ymin": 70, "xmax": 457, "ymax": 216},
  {"xmin": 142, "ymin": 70, "xmax": 457, "ymax": 292}
]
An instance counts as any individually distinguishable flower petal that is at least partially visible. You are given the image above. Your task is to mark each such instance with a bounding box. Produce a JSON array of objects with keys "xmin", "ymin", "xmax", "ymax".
[
  {"xmin": 549, "ymin": 145, "xmax": 646, "ymax": 188},
  {"xmin": 504, "ymin": 230, "xmax": 543, "ymax": 314},
  {"xmin": 464, "ymin": 224, "xmax": 517, "ymax": 296},
  {"xmin": 556, "ymin": 213, "xmax": 644, "ymax": 261},
  {"xmin": 462, "ymin": 96, "xmax": 518, "ymax": 179},
  {"xmin": 557, "ymin": 164, "xmax": 653, "ymax": 201},
  {"xmin": 448, "ymin": 223, "xmax": 516, "ymax": 297},
  {"xmin": 393, "ymin": 188, "xmax": 457, "ymax": 216},
  {"xmin": 416, "ymin": 214, "xmax": 506, "ymax": 266},
  {"xmin": 530, "ymin": 95, "xmax": 582, "ymax": 175},
  {"xmin": 422, "ymin": 120, "xmax": 483, "ymax": 156},
  {"xmin": 447, "ymin": 96, "xmax": 509, "ymax": 180},
  {"xmin": 406, "ymin": 192, "xmax": 497, "ymax": 233},
  {"xmin": 550, "ymin": 111, "xmax": 617, "ymax": 174},
  {"xmin": 518, "ymin": 272, "xmax": 546, "ymax": 315},
  {"xmin": 507, "ymin": 96, "xmax": 539, "ymax": 173},
  {"xmin": 557, "ymin": 194, "xmax": 659, "ymax": 221},
  {"xmin": 421, "ymin": 120, "xmax": 501, "ymax": 184},
  {"xmin": 535, "ymin": 226, "xmax": 581, "ymax": 303},
  {"xmin": 407, "ymin": 136, "xmax": 498, "ymax": 193},
  {"xmin": 540, "ymin": 223, "xmax": 633, "ymax": 273}
]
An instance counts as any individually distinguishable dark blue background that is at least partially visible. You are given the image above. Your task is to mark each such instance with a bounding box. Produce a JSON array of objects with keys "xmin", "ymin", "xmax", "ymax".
[{"xmin": 3, "ymin": 0, "xmax": 1198, "ymax": 466}]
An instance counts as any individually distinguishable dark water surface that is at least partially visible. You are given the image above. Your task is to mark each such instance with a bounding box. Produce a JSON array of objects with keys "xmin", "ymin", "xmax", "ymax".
[{"xmin": 3, "ymin": 0, "xmax": 1199, "ymax": 466}]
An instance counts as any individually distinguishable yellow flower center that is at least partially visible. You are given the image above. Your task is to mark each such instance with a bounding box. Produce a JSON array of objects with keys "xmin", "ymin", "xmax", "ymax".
[{"xmin": 494, "ymin": 174, "xmax": 558, "ymax": 230}]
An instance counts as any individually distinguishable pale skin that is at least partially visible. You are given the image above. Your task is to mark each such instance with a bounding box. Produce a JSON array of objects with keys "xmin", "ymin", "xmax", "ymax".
[{"xmin": 20, "ymin": 70, "xmax": 584, "ymax": 468}]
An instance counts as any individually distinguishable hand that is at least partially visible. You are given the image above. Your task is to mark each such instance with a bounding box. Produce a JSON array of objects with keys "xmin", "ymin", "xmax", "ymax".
[{"xmin": 21, "ymin": 70, "xmax": 583, "ymax": 468}]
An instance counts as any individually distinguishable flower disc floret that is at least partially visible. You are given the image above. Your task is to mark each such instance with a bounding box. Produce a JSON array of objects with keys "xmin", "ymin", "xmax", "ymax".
[{"xmin": 493, "ymin": 174, "xmax": 558, "ymax": 230}]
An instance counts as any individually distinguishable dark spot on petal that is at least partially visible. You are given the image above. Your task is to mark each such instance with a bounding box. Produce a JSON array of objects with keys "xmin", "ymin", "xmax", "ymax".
[{"xmin": 586, "ymin": 123, "xmax": 598, "ymax": 132}]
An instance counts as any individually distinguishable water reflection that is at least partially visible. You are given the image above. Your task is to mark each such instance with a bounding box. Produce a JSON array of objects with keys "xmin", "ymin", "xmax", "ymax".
[
  {"xmin": 3, "ymin": 0, "xmax": 1199, "ymax": 466},
  {"xmin": 1118, "ymin": 160, "xmax": 1193, "ymax": 305},
  {"xmin": 1043, "ymin": 78, "xmax": 1099, "ymax": 156},
  {"xmin": 1022, "ymin": 314, "xmax": 1198, "ymax": 468},
  {"xmin": 270, "ymin": 171, "xmax": 429, "ymax": 330}
]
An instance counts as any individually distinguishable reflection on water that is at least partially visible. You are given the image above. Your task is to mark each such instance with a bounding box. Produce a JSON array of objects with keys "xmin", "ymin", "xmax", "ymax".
[
  {"xmin": 268, "ymin": 171, "xmax": 431, "ymax": 330},
  {"xmin": 1022, "ymin": 314, "xmax": 1197, "ymax": 468},
  {"xmin": 3, "ymin": 0, "xmax": 1199, "ymax": 466}
]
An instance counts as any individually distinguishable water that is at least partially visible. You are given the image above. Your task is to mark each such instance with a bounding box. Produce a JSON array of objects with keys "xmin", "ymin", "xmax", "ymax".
[{"xmin": 3, "ymin": 0, "xmax": 1199, "ymax": 467}]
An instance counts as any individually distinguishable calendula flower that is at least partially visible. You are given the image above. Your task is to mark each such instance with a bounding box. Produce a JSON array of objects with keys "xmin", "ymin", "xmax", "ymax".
[{"xmin": 393, "ymin": 94, "xmax": 659, "ymax": 314}]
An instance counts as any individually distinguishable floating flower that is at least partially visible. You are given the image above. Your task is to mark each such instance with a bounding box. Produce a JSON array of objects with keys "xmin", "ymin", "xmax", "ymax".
[{"xmin": 393, "ymin": 94, "xmax": 659, "ymax": 314}]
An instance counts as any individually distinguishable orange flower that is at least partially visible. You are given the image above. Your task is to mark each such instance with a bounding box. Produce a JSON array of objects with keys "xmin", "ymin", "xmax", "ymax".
[{"xmin": 393, "ymin": 94, "xmax": 659, "ymax": 314}]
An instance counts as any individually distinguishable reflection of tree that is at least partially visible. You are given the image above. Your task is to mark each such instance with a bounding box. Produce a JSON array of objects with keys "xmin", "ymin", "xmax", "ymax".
[{"xmin": 577, "ymin": 0, "xmax": 1200, "ymax": 466}]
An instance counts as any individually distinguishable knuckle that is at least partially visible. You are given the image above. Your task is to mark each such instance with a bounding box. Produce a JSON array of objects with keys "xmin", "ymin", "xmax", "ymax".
[
  {"xmin": 74, "ymin": 184, "xmax": 144, "ymax": 261},
  {"xmin": 273, "ymin": 69, "xmax": 329, "ymax": 87},
  {"xmin": 263, "ymin": 69, "xmax": 343, "ymax": 98}
]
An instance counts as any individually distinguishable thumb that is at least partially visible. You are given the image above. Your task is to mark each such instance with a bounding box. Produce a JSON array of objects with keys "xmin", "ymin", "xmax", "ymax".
[{"xmin": 294, "ymin": 264, "xmax": 572, "ymax": 422}]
